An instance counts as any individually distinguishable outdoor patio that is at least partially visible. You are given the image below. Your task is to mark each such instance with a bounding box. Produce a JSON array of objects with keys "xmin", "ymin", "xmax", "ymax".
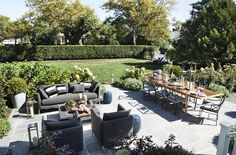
[{"xmin": 0, "ymin": 85, "xmax": 236, "ymax": 155}]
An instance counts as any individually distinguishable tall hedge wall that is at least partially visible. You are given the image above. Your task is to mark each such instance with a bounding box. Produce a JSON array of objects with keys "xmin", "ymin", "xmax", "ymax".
[{"xmin": 0, "ymin": 45, "xmax": 158, "ymax": 62}]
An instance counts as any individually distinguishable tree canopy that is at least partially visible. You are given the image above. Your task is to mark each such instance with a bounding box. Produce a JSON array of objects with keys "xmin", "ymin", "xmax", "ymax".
[
  {"xmin": 175, "ymin": 0, "xmax": 236, "ymax": 65},
  {"xmin": 25, "ymin": 0, "xmax": 100, "ymax": 44},
  {"xmin": 0, "ymin": 15, "xmax": 10, "ymax": 42},
  {"xmin": 103, "ymin": 0, "xmax": 171, "ymax": 46}
]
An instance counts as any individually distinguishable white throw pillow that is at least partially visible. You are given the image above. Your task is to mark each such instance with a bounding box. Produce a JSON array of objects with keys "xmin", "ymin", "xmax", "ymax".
[{"xmin": 45, "ymin": 86, "xmax": 56, "ymax": 93}]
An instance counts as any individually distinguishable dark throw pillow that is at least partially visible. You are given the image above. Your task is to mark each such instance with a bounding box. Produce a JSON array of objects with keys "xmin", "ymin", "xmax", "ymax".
[
  {"xmin": 68, "ymin": 82, "xmax": 78, "ymax": 93},
  {"xmin": 89, "ymin": 80, "xmax": 98, "ymax": 93},
  {"xmin": 44, "ymin": 118, "xmax": 78, "ymax": 131},
  {"xmin": 103, "ymin": 109, "xmax": 131, "ymax": 121},
  {"xmin": 39, "ymin": 86, "xmax": 49, "ymax": 99},
  {"xmin": 72, "ymin": 84, "xmax": 85, "ymax": 93}
]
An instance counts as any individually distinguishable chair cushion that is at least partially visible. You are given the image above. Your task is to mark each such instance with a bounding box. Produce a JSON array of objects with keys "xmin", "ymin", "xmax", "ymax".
[
  {"xmin": 44, "ymin": 118, "xmax": 78, "ymax": 131},
  {"xmin": 72, "ymin": 84, "xmax": 85, "ymax": 93},
  {"xmin": 89, "ymin": 80, "xmax": 98, "ymax": 93},
  {"xmin": 117, "ymin": 104, "xmax": 125, "ymax": 111},
  {"xmin": 103, "ymin": 109, "xmax": 131, "ymax": 121}
]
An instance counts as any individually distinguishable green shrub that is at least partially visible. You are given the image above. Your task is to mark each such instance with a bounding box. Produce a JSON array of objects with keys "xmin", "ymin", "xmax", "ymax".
[
  {"xmin": 208, "ymin": 83, "xmax": 229, "ymax": 95},
  {"xmin": 229, "ymin": 125, "xmax": 236, "ymax": 151},
  {"xmin": 0, "ymin": 98, "xmax": 6, "ymax": 119},
  {"xmin": 0, "ymin": 45, "xmax": 157, "ymax": 61},
  {"xmin": 121, "ymin": 66, "xmax": 146, "ymax": 80},
  {"xmin": 114, "ymin": 78, "xmax": 142, "ymax": 91},
  {"xmin": 117, "ymin": 135, "xmax": 193, "ymax": 155},
  {"xmin": 0, "ymin": 62, "xmax": 97, "ymax": 99},
  {"xmin": 224, "ymin": 64, "xmax": 236, "ymax": 91},
  {"xmin": 163, "ymin": 64, "xmax": 183, "ymax": 77},
  {"xmin": 6, "ymin": 77, "xmax": 28, "ymax": 95},
  {"xmin": 70, "ymin": 66, "xmax": 95, "ymax": 82},
  {"xmin": 0, "ymin": 118, "xmax": 10, "ymax": 139}
]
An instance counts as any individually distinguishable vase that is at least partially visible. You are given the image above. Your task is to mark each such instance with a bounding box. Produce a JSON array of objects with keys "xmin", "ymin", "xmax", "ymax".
[{"xmin": 10, "ymin": 92, "xmax": 26, "ymax": 109}]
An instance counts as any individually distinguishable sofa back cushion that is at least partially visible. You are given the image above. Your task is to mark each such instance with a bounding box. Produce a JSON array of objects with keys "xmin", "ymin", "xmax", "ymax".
[
  {"xmin": 103, "ymin": 109, "xmax": 131, "ymax": 121},
  {"xmin": 39, "ymin": 85, "xmax": 49, "ymax": 99},
  {"xmin": 72, "ymin": 84, "xmax": 85, "ymax": 93},
  {"xmin": 89, "ymin": 80, "xmax": 98, "ymax": 93},
  {"xmin": 44, "ymin": 118, "xmax": 79, "ymax": 131}
]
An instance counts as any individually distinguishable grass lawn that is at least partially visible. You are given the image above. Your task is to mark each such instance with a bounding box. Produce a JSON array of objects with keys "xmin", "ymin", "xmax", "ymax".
[{"xmin": 42, "ymin": 58, "xmax": 160, "ymax": 83}]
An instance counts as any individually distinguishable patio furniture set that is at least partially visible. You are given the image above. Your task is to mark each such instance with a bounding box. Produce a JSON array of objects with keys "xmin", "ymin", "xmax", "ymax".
[
  {"xmin": 33, "ymin": 80, "xmax": 134, "ymax": 154},
  {"xmin": 143, "ymin": 76, "xmax": 226, "ymax": 124}
]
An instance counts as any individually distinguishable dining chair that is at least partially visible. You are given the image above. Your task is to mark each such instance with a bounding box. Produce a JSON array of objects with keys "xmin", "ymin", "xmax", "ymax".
[
  {"xmin": 165, "ymin": 90, "xmax": 186, "ymax": 114},
  {"xmin": 199, "ymin": 94, "xmax": 226, "ymax": 125},
  {"xmin": 154, "ymin": 85, "xmax": 168, "ymax": 107},
  {"xmin": 142, "ymin": 79, "xmax": 155, "ymax": 98}
]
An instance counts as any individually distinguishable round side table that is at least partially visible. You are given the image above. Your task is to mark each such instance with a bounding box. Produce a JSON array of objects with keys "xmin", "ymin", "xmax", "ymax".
[
  {"xmin": 131, "ymin": 114, "xmax": 141, "ymax": 135},
  {"xmin": 103, "ymin": 91, "xmax": 112, "ymax": 104}
]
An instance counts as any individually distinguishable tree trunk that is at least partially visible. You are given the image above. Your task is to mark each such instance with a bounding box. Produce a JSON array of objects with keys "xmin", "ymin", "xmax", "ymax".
[{"xmin": 133, "ymin": 29, "xmax": 137, "ymax": 45}]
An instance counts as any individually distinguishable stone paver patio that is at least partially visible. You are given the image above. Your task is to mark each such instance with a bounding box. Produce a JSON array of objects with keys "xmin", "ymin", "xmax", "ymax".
[{"xmin": 0, "ymin": 85, "xmax": 236, "ymax": 155}]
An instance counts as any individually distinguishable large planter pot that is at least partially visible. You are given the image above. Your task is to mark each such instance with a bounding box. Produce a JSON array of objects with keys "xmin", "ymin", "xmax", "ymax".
[{"xmin": 10, "ymin": 92, "xmax": 26, "ymax": 109}]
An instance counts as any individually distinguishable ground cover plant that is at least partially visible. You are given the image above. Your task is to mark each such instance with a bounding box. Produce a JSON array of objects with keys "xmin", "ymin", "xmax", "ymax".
[{"xmin": 115, "ymin": 135, "xmax": 193, "ymax": 155}]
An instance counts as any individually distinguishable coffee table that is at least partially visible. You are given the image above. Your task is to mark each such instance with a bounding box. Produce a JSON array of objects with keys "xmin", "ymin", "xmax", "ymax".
[{"xmin": 58, "ymin": 103, "xmax": 91, "ymax": 122}]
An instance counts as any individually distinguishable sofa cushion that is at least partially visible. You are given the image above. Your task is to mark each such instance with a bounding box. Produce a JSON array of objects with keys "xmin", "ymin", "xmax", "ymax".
[
  {"xmin": 49, "ymin": 93, "xmax": 58, "ymax": 98},
  {"xmin": 68, "ymin": 82, "xmax": 79, "ymax": 93},
  {"xmin": 45, "ymin": 86, "xmax": 57, "ymax": 96},
  {"xmin": 81, "ymin": 82, "xmax": 91, "ymax": 90},
  {"xmin": 89, "ymin": 80, "xmax": 98, "ymax": 93},
  {"xmin": 44, "ymin": 118, "xmax": 78, "ymax": 131},
  {"xmin": 41, "ymin": 93, "xmax": 97, "ymax": 106},
  {"xmin": 39, "ymin": 86, "xmax": 49, "ymax": 99},
  {"xmin": 103, "ymin": 109, "xmax": 131, "ymax": 121},
  {"xmin": 56, "ymin": 85, "xmax": 68, "ymax": 94},
  {"xmin": 72, "ymin": 84, "xmax": 85, "ymax": 93}
]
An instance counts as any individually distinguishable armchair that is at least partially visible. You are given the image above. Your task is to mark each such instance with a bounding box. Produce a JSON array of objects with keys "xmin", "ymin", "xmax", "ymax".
[
  {"xmin": 91, "ymin": 104, "xmax": 133, "ymax": 148},
  {"xmin": 42, "ymin": 114, "xmax": 83, "ymax": 152},
  {"xmin": 199, "ymin": 94, "xmax": 226, "ymax": 125}
]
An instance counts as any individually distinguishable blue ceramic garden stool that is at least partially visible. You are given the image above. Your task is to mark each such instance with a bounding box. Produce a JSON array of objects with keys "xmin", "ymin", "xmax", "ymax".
[
  {"xmin": 103, "ymin": 91, "xmax": 112, "ymax": 104},
  {"xmin": 131, "ymin": 114, "xmax": 141, "ymax": 135}
]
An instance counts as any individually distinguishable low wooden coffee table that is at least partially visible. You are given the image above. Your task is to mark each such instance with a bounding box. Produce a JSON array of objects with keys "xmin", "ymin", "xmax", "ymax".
[{"xmin": 58, "ymin": 103, "xmax": 91, "ymax": 121}]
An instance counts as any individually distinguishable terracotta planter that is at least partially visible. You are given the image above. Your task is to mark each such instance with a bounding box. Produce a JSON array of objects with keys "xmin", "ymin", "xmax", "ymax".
[{"xmin": 10, "ymin": 92, "xmax": 26, "ymax": 109}]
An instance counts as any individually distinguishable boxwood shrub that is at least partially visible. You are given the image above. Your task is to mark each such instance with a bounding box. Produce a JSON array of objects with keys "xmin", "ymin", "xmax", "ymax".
[
  {"xmin": 0, "ymin": 118, "xmax": 10, "ymax": 139},
  {"xmin": 0, "ymin": 45, "xmax": 157, "ymax": 61}
]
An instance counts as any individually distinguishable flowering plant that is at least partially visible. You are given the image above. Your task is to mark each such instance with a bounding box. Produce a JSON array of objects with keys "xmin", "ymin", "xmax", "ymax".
[{"xmin": 71, "ymin": 66, "xmax": 95, "ymax": 82}]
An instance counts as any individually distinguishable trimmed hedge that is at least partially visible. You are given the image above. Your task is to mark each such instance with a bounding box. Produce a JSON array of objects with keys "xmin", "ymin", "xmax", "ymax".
[{"xmin": 0, "ymin": 45, "xmax": 157, "ymax": 62}]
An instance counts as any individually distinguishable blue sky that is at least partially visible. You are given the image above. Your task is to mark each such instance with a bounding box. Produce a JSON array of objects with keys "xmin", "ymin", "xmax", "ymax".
[{"xmin": 0, "ymin": 0, "xmax": 198, "ymax": 22}]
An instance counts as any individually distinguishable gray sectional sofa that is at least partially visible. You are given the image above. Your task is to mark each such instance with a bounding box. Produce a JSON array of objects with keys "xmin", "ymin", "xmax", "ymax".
[{"xmin": 37, "ymin": 80, "xmax": 99, "ymax": 112}]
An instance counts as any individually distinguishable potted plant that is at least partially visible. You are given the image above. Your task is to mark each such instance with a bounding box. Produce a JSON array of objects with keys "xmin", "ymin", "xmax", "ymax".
[
  {"xmin": 6, "ymin": 77, "xmax": 28, "ymax": 109},
  {"xmin": 66, "ymin": 99, "xmax": 77, "ymax": 108}
]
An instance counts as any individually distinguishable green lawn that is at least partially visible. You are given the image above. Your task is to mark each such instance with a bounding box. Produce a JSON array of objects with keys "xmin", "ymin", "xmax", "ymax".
[{"xmin": 42, "ymin": 58, "xmax": 159, "ymax": 83}]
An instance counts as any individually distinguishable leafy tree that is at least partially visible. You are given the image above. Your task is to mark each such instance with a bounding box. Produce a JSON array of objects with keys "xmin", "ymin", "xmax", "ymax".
[
  {"xmin": 0, "ymin": 15, "xmax": 11, "ymax": 42},
  {"xmin": 25, "ymin": 0, "xmax": 100, "ymax": 45},
  {"xmin": 4, "ymin": 19, "xmax": 31, "ymax": 44},
  {"xmin": 103, "ymin": 0, "xmax": 171, "ymax": 46},
  {"xmin": 61, "ymin": 0, "xmax": 100, "ymax": 44},
  {"xmin": 84, "ymin": 23, "xmax": 119, "ymax": 45},
  {"xmin": 176, "ymin": 0, "xmax": 236, "ymax": 66}
]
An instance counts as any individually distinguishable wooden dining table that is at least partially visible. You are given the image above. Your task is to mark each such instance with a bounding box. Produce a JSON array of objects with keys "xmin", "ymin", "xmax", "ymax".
[{"xmin": 146, "ymin": 76, "xmax": 223, "ymax": 114}]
